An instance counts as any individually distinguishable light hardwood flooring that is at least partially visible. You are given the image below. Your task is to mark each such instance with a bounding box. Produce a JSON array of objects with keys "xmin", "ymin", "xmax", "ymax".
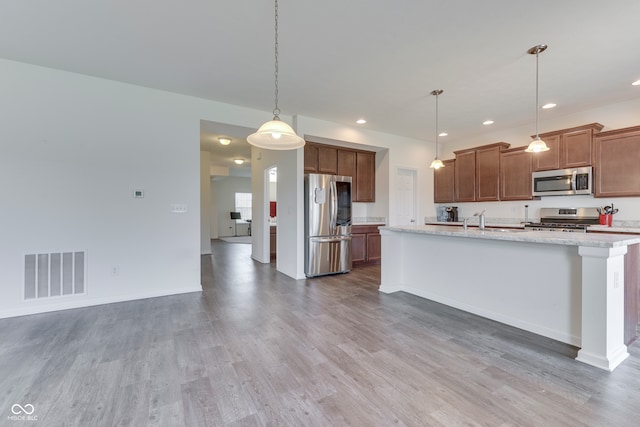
[{"xmin": 1, "ymin": 239, "xmax": 639, "ymax": 426}]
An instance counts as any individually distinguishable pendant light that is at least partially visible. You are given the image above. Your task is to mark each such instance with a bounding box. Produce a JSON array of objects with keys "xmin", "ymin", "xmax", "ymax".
[
  {"xmin": 525, "ymin": 44, "xmax": 550, "ymax": 153},
  {"xmin": 247, "ymin": 0, "xmax": 305, "ymax": 150},
  {"xmin": 429, "ymin": 89, "xmax": 445, "ymax": 169}
]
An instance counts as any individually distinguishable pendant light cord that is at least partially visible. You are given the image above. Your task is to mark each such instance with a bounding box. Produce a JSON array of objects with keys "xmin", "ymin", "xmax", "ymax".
[
  {"xmin": 435, "ymin": 92, "xmax": 439, "ymax": 157},
  {"xmin": 535, "ymin": 48, "xmax": 540, "ymax": 139},
  {"xmin": 273, "ymin": 0, "xmax": 280, "ymax": 119}
]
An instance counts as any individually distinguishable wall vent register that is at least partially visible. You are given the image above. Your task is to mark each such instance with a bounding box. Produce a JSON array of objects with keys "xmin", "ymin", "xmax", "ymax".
[{"xmin": 24, "ymin": 251, "xmax": 86, "ymax": 299}]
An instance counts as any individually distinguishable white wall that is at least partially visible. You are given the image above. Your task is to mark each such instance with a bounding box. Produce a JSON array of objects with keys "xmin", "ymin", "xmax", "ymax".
[
  {"xmin": 251, "ymin": 146, "xmax": 303, "ymax": 278},
  {"xmin": 211, "ymin": 176, "xmax": 252, "ymax": 237},
  {"xmin": 0, "ymin": 58, "xmax": 277, "ymax": 318},
  {"xmin": 435, "ymin": 97, "xmax": 640, "ymax": 223},
  {"xmin": 297, "ymin": 117, "xmax": 434, "ymax": 226},
  {"xmin": 200, "ymin": 151, "xmax": 211, "ymax": 254}
]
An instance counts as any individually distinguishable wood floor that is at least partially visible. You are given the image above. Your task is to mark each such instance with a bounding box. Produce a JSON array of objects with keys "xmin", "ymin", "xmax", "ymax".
[{"xmin": 1, "ymin": 240, "xmax": 640, "ymax": 426}]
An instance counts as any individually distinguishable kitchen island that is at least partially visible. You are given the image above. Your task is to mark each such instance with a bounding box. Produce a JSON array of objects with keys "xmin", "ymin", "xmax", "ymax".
[{"xmin": 379, "ymin": 225, "xmax": 640, "ymax": 371}]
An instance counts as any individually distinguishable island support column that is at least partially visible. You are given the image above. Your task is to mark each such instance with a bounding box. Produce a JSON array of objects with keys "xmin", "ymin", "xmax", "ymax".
[{"xmin": 576, "ymin": 245, "xmax": 629, "ymax": 371}]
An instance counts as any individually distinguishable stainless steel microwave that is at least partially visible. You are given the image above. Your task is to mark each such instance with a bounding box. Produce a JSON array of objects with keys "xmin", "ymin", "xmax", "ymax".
[{"xmin": 532, "ymin": 166, "xmax": 593, "ymax": 197}]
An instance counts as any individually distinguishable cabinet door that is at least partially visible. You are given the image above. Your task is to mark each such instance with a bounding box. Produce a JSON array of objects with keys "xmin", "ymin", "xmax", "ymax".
[
  {"xmin": 476, "ymin": 146, "xmax": 501, "ymax": 201},
  {"xmin": 318, "ymin": 145, "xmax": 338, "ymax": 174},
  {"xmin": 366, "ymin": 233, "xmax": 381, "ymax": 263},
  {"xmin": 434, "ymin": 159, "xmax": 455, "ymax": 203},
  {"xmin": 562, "ymin": 129, "xmax": 592, "ymax": 168},
  {"xmin": 594, "ymin": 127, "xmax": 640, "ymax": 197},
  {"xmin": 500, "ymin": 148, "xmax": 532, "ymax": 200},
  {"xmin": 355, "ymin": 152, "xmax": 376, "ymax": 202},
  {"xmin": 351, "ymin": 233, "xmax": 366, "ymax": 264},
  {"xmin": 337, "ymin": 150, "xmax": 357, "ymax": 198},
  {"xmin": 532, "ymin": 134, "xmax": 561, "ymax": 171},
  {"xmin": 304, "ymin": 143, "xmax": 319, "ymax": 173},
  {"xmin": 455, "ymin": 150, "xmax": 476, "ymax": 202}
]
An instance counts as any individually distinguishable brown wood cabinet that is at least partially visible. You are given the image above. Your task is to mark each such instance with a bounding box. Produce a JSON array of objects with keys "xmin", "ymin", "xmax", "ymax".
[
  {"xmin": 318, "ymin": 145, "xmax": 338, "ymax": 174},
  {"xmin": 454, "ymin": 142, "xmax": 509, "ymax": 202},
  {"xmin": 337, "ymin": 150, "xmax": 357, "ymax": 199},
  {"xmin": 532, "ymin": 123, "xmax": 603, "ymax": 171},
  {"xmin": 434, "ymin": 159, "xmax": 456, "ymax": 203},
  {"xmin": 304, "ymin": 144, "xmax": 318, "ymax": 173},
  {"xmin": 351, "ymin": 224, "xmax": 382, "ymax": 266},
  {"xmin": 269, "ymin": 226, "xmax": 276, "ymax": 259},
  {"xmin": 304, "ymin": 141, "xmax": 376, "ymax": 202},
  {"xmin": 500, "ymin": 146, "xmax": 533, "ymax": 201},
  {"xmin": 625, "ymin": 243, "xmax": 639, "ymax": 345},
  {"xmin": 594, "ymin": 125, "xmax": 640, "ymax": 198},
  {"xmin": 355, "ymin": 151, "xmax": 375, "ymax": 202},
  {"xmin": 454, "ymin": 150, "xmax": 476, "ymax": 202}
]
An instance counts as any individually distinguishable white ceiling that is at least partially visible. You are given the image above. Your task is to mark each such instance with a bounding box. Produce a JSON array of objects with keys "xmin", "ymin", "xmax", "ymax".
[{"xmin": 2, "ymin": 1, "xmax": 639, "ymax": 163}]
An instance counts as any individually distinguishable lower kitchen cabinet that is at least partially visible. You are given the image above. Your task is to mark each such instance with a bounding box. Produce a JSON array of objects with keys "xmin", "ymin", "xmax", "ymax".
[
  {"xmin": 270, "ymin": 226, "xmax": 276, "ymax": 259},
  {"xmin": 625, "ymin": 243, "xmax": 639, "ymax": 345},
  {"xmin": 351, "ymin": 224, "xmax": 382, "ymax": 266}
]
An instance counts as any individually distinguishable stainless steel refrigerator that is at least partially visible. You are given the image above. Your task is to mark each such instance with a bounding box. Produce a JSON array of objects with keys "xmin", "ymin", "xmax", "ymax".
[{"xmin": 304, "ymin": 174, "xmax": 352, "ymax": 277}]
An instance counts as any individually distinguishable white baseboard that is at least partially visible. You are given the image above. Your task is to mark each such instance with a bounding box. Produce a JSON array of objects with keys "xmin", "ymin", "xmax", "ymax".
[{"xmin": 0, "ymin": 285, "xmax": 202, "ymax": 319}]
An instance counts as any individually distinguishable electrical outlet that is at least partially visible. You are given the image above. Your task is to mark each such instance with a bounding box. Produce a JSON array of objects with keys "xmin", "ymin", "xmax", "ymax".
[{"xmin": 111, "ymin": 266, "xmax": 120, "ymax": 276}]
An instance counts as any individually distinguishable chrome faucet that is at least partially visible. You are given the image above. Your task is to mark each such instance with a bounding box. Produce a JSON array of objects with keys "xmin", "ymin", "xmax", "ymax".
[{"xmin": 474, "ymin": 210, "xmax": 486, "ymax": 230}]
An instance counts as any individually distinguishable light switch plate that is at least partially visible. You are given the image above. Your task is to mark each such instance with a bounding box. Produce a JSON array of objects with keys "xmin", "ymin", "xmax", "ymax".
[{"xmin": 170, "ymin": 203, "xmax": 187, "ymax": 213}]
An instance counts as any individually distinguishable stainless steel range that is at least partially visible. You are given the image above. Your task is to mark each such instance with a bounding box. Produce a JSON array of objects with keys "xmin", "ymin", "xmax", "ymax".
[{"xmin": 524, "ymin": 207, "xmax": 600, "ymax": 232}]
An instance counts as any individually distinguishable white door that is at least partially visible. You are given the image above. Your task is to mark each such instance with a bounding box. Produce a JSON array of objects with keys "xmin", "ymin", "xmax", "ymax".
[{"xmin": 395, "ymin": 168, "xmax": 417, "ymax": 225}]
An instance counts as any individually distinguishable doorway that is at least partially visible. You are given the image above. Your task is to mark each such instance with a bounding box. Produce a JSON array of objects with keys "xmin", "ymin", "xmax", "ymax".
[
  {"xmin": 395, "ymin": 167, "xmax": 417, "ymax": 225},
  {"xmin": 267, "ymin": 166, "xmax": 278, "ymax": 261}
]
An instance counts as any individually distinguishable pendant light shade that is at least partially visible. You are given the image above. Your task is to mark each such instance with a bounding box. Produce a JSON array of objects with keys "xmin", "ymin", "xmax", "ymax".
[
  {"xmin": 247, "ymin": 0, "xmax": 304, "ymax": 150},
  {"xmin": 429, "ymin": 89, "xmax": 445, "ymax": 169},
  {"xmin": 247, "ymin": 119, "xmax": 304, "ymax": 150},
  {"xmin": 525, "ymin": 44, "xmax": 550, "ymax": 153}
]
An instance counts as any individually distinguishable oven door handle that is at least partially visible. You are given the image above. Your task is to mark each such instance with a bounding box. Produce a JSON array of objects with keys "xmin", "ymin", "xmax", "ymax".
[{"xmin": 571, "ymin": 170, "xmax": 577, "ymax": 193}]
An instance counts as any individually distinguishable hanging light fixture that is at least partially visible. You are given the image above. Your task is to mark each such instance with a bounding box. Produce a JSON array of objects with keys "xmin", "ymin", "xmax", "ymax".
[
  {"xmin": 429, "ymin": 89, "xmax": 445, "ymax": 169},
  {"xmin": 525, "ymin": 44, "xmax": 550, "ymax": 153},
  {"xmin": 247, "ymin": 0, "xmax": 305, "ymax": 150}
]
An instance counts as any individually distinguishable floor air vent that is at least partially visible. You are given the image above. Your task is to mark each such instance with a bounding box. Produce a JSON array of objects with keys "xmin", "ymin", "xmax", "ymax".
[{"xmin": 24, "ymin": 252, "xmax": 86, "ymax": 299}]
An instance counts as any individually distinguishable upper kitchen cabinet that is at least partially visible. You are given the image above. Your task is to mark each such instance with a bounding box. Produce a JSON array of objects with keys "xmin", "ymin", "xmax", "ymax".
[
  {"xmin": 454, "ymin": 149, "xmax": 476, "ymax": 202},
  {"xmin": 594, "ymin": 125, "xmax": 640, "ymax": 198},
  {"xmin": 433, "ymin": 159, "xmax": 455, "ymax": 203},
  {"xmin": 355, "ymin": 151, "xmax": 376, "ymax": 202},
  {"xmin": 532, "ymin": 123, "xmax": 604, "ymax": 171},
  {"xmin": 317, "ymin": 145, "xmax": 338, "ymax": 174},
  {"xmin": 304, "ymin": 141, "xmax": 376, "ymax": 202},
  {"xmin": 337, "ymin": 150, "xmax": 357, "ymax": 197},
  {"xmin": 455, "ymin": 142, "xmax": 509, "ymax": 202},
  {"xmin": 500, "ymin": 146, "xmax": 533, "ymax": 200},
  {"xmin": 304, "ymin": 143, "xmax": 319, "ymax": 173}
]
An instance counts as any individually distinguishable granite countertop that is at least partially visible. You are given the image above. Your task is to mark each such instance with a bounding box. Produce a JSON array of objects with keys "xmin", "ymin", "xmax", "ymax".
[
  {"xmin": 425, "ymin": 220, "xmax": 640, "ymax": 235},
  {"xmin": 380, "ymin": 224, "xmax": 640, "ymax": 248}
]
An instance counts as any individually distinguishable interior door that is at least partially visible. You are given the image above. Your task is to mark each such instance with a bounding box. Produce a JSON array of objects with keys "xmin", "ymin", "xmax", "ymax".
[{"xmin": 395, "ymin": 168, "xmax": 417, "ymax": 225}]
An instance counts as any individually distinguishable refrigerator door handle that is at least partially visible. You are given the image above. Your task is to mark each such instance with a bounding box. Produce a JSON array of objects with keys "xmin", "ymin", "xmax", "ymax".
[
  {"xmin": 330, "ymin": 178, "xmax": 337, "ymax": 234},
  {"xmin": 310, "ymin": 236, "xmax": 351, "ymax": 243}
]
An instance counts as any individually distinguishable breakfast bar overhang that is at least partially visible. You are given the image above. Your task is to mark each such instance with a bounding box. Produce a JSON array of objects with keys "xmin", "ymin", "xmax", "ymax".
[{"xmin": 379, "ymin": 225, "xmax": 640, "ymax": 371}]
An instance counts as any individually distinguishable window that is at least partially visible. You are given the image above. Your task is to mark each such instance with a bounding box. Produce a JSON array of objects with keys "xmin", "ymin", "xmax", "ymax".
[{"xmin": 235, "ymin": 192, "xmax": 252, "ymax": 221}]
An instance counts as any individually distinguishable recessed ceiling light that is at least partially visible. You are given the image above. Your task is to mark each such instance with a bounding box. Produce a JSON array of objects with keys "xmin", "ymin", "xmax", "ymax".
[
  {"xmin": 439, "ymin": 132, "xmax": 448, "ymax": 137},
  {"xmin": 234, "ymin": 159, "xmax": 244, "ymax": 165},
  {"xmin": 356, "ymin": 119, "xmax": 367, "ymax": 124},
  {"xmin": 218, "ymin": 138, "xmax": 231, "ymax": 145},
  {"xmin": 633, "ymin": 80, "xmax": 640, "ymax": 86},
  {"xmin": 482, "ymin": 120, "xmax": 494, "ymax": 125},
  {"xmin": 542, "ymin": 103, "xmax": 557, "ymax": 109}
]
